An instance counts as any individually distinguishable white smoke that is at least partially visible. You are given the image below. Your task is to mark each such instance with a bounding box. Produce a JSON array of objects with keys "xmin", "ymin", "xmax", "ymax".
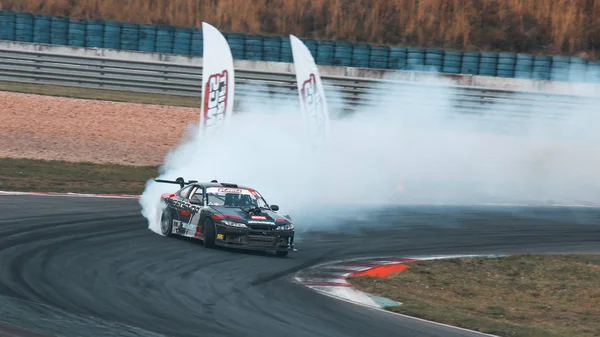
[{"xmin": 140, "ymin": 70, "xmax": 600, "ymax": 234}]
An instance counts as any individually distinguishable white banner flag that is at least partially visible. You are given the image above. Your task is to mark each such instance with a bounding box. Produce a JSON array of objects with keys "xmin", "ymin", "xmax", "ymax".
[
  {"xmin": 290, "ymin": 34, "xmax": 330, "ymax": 144},
  {"xmin": 199, "ymin": 22, "xmax": 235, "ymax": 138}
]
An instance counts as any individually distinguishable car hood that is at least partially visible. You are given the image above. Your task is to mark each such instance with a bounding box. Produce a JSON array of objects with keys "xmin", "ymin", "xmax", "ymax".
[{"xmin": 211, "ymin": 206, "xmax": 289, "ymax": 225}]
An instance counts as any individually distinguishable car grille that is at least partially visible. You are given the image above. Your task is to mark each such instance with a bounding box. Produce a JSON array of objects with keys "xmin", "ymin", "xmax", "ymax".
[
  {"xmin": 248, "ymin": 235, "xmax": 275, "ymax": 247},
  {"xmin": 249, "ymin": 229, "xmax": 275, "ymax": 237},
  {"xmin": 248, "ymin": 224, "xmax": 273, "ymax": 231}
]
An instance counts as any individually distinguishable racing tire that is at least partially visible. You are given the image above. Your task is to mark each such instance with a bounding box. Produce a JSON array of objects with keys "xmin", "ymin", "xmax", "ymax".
[
  {"xmin": 276, "ymin": 251, "xmax": 288, "ymax": 257},
  {"xmin": 203, "ymin": 218, "xmax": 216, "ymax": 248},
  {"xmin": 160, "ymin": 208, "xmax": 173, "ymax": 237}
]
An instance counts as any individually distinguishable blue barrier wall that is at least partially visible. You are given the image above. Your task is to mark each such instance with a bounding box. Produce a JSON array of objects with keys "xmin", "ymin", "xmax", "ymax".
[{"xmin": 0, "ymin": 10, "xmax": 599, "ymax": 83}]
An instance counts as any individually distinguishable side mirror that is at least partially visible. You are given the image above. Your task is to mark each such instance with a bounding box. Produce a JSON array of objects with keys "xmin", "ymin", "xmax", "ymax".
[
  {"xmin": 270, "ymin": 205, "xmax": 279, "ymax": 211},
  {"xmin": 190, "ymin": 199, "xmax": 203, "ymax": 206}
]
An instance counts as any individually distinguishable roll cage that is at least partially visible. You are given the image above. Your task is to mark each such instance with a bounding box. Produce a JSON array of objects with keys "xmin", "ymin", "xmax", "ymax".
[{"xmin": 174, "ymin": 183, "xmax": 270, "ymax": 209}]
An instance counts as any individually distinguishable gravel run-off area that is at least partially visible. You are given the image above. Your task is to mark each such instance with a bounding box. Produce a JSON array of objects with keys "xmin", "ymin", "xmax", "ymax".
[{"xmin": 0, "ymin": 91, "xmax": 198, "ymax": 166}]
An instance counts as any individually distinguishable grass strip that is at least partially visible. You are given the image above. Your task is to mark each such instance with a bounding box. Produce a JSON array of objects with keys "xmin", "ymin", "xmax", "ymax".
[
  {"xmin": 0, "ymin": 157, "xmax": 158, "ymax": 195},
  {"xmin": 348, "ymin": 254, "xmax": 600, "ymax": 337},
  {"xmin": 0, "ymin": 81, "xmax": 201, "ymax": 107}
]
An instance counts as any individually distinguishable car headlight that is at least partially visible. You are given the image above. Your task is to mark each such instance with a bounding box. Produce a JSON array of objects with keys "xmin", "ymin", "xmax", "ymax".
[
  {"xmin": 276, "ymin": 224, "xmax": 294, "ymax": 230},
  {"xmin": 222, "ymin": 220, "xmax": 248, "ymax": 228}
]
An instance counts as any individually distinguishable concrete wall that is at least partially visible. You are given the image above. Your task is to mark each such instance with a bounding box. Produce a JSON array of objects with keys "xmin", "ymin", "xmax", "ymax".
[{"xmin": 1, "ymin": 40, "xmax": 599, "ymax": 98}]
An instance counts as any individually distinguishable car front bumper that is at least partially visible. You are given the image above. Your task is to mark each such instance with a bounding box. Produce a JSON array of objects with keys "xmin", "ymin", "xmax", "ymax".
[{"xmin": 214, "ymin": 224, "xmax": 294, "ymax": 251}]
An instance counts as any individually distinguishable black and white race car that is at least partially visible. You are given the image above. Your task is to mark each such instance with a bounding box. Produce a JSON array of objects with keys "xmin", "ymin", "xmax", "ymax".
[{"xmin": 156, "ymin": 178, "xmax": 295, "ymax": 257}]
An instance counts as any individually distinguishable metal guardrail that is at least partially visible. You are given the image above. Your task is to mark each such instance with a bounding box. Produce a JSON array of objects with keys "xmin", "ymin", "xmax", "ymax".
[{"xmin": 0, "ymin": 48, "xmax": 598, "ymax": 122}]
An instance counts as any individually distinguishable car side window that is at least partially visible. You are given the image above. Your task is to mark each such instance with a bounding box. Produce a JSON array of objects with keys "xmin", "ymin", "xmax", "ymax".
[
  {"xmin": 178, "ymin": 185, "xmax": 194, "ymax": 199},
  {"xmin": 189, "ymin": 187, "xmax": 204, "ymax": 205}
]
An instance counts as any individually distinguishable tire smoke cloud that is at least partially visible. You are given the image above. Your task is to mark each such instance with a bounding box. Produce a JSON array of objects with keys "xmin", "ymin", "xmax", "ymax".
[{"xmin": 140, "ymin": 72, "xmax": 600, "ymax": 233}]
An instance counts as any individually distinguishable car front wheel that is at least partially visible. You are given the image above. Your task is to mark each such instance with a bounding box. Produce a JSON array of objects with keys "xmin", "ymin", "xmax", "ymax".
[{"xmin": 203, "ymin": 218, "xmax": 216, "ymax": 248}]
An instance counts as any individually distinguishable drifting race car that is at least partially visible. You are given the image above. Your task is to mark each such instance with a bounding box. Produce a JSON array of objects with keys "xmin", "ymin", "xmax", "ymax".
[{"xmin": 156, "ymin": 177, "xmax": 295, "ymax": 257}]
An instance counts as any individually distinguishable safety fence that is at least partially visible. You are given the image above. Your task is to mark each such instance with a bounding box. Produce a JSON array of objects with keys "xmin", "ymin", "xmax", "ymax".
[
  {"xmin": 1, "ymin": 45, "xmax": 598, "ymax": 129},
  {"xmin": 1, "ymin": 10, "xmax": 600, "ymax": 84}
]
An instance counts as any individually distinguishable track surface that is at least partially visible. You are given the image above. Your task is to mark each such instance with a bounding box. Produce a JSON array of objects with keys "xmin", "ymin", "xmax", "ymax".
[{"xmin": 0, "ymin": 195, "xmax": 599, "ymax": 337}]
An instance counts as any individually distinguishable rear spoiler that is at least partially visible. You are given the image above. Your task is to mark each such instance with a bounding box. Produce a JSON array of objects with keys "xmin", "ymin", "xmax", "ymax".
[{"xmin": 154, "ymin": 177, "xmax": 198, "ymax": 189}]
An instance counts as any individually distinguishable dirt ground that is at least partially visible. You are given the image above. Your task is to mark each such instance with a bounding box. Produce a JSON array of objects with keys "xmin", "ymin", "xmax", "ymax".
[{"xmin": 0, "ymin": 91, "xmax": 198, "ymax": 166}]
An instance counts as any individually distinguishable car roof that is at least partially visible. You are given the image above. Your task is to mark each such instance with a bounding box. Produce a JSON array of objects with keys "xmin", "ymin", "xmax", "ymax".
[{"xmin": 193, "ymin": 182, "xmax": 255, "ymax": 190}]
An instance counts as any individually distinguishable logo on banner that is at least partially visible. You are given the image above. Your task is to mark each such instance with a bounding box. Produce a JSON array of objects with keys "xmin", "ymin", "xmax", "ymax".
[
  {"xmin": 203, "ymin": 70, "xmax": 229, "ymax": 133},
  {"xmin": 300, "ymin": 73, "xmax": 326, "ymax": 139}
]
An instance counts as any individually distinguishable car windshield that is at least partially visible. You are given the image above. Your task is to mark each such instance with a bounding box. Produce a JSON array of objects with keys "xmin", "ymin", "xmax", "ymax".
[{"xmin": 206, "ymin": 187, "xmax": 269, "ymax": 208}]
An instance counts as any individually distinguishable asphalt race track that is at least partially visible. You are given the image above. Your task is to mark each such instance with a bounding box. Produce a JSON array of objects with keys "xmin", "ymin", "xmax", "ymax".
[{"xmin": 1, "ymin": 195, "xmax": 599, "ymax": 337}]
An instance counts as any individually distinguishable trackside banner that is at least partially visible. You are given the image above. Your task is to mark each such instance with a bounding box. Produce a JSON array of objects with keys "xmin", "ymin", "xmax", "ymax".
[
  {"xmin": 200, "ymin": 22, "xmax": 235, "ymax": 138},
  {"xmin": 290, "ymin": 34, "xmax": 330, "ymax": 144}
]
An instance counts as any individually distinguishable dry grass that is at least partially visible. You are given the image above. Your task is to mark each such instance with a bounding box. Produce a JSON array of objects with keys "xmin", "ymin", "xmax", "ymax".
[
  {"xmin": 0, "ymin": 0, "xmax": 599, "ymax": 57},
  {"xmin": 348, "ymin": 254, "xmax": 600, "ymax": 337},
  {"xmin": 0, "ymin": 157, "xmax": 157, "ymax": 194},
  {"xmin": 0, "ymin": 81, "xmax": 201, "ymax": 107}
]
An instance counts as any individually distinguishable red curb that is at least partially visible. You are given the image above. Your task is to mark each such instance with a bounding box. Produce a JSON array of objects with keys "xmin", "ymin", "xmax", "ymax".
[{"xmin": 351, "ymin": 264, "xmax": 410, "ymax": 278}]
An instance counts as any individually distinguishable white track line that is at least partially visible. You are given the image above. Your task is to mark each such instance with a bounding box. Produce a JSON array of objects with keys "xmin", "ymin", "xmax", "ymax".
[
  {"xmin": 0, "ymin": 191, "xmax": 140, "ymax": 199},
  {"xmin": 1, "ymin": 191, "xmax": 597, "ymax": 207}
]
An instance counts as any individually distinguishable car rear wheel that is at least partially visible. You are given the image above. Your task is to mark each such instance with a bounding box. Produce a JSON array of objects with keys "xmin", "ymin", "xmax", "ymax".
[
  {"xmin": 160, "ymin": 208, "xmax": 173, "ymax": 236},
  {"xmin": 203, "ymin": 218, "xmax": 216, "ymax": 248}
]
